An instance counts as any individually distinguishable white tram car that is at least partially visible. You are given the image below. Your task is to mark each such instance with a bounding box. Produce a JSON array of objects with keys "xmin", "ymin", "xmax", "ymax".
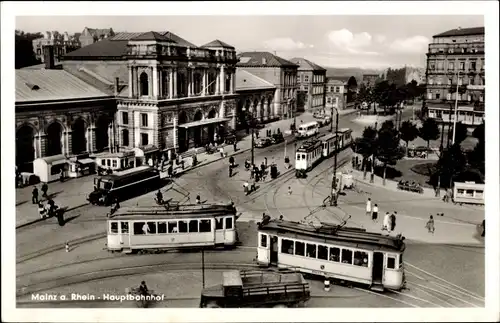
[
  {"xmin": 107, "ymin": 204, "xmax": 238, "ymax": 253},
  {"xmin": 256, "ymin": 218, "xmax": 406, "ymax": 291},
  {"xmin": 295, "ymin": 128, "xmax": 352, "ymax": 178}
]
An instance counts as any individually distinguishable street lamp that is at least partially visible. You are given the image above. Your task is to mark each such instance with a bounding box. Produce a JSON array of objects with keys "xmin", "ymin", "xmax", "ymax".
[
  {"xmin": 451, "ymin": 69, "xmax": 460, "ymax": 145},
  {"xmin": 330, "ymin": 106, "xmax": 339, "ymax": 206},
  {"xmin": 242, "ymin": 106, "xmax": 255, "ymax": 165}
]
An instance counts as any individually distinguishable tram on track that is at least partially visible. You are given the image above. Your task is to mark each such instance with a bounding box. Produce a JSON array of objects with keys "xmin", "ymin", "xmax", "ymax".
[
  {"xmin": 256, "ymin": 217, "xmax": 406, "ymax": 291},
  {"xmin": 295, "ymin": 128, "xmax": 353, "ymax": 178},
  {"xmin": 106, "ymin": 204, "xmax": 238, "ymax": 253}
]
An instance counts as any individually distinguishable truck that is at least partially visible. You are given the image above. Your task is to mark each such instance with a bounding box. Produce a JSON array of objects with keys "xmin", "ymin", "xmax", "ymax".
[{"xmin": 199, "ymin": 269, "xmax": 311, "ymax": 308}]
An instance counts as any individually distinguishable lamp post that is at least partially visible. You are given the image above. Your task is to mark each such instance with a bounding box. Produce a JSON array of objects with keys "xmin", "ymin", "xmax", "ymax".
[
  {"xmin": 451, "ymin": 69, "xmax": 460, "ymax": 145},
  {"xmin": 330, "ymin": 106, "xmax": 339, "ymax": 206},
  {"xmin": 243, "ymin": 106, "xmax": 255, "ymax": 165}
]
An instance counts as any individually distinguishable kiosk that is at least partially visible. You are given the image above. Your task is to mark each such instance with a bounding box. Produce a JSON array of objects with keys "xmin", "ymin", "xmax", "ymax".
[
  {"xmin": 132, "ymin": 145, "xmax": 159, "ymax": 167},
  {"xmin": 67, "ymin": 156, "xmax": 96, "ymax": 178},
  {"xmin": 92, "ymin": 151, "xmax": 135, "ymax": 172},
  {"xmin": 33, "ymin": 154, "xmax": 69, "ymax": 183}
]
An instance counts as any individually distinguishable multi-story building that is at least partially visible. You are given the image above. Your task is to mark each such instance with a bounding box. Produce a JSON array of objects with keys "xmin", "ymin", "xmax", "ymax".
[
  {"xmin": 382, "ymin": 66, "xmax": 426, "ymax": 85},
  {"xmin": 362, "ymin": 73, "xmax": 381, "ymax": 87},
  {"xmin": 236, "ymin": 52, "xmax": 298, "ymax": 119},
  {"xmin": 290, "ymin": 58, "xmax": 326, "ymax": 112},
  {"xmin": 32, "ymin": 31, "xmax": 81, "ymax": 63},
  {"xmin": 79, "ymin": 27, "xmax": 115, "ymax": 48},
  {"xmin": 424, "ymin": 26, "xmax": 485, "ymax": 128},
  {"xmin": 325, "ymin": 77, "xmax": 348, "ymax": 111}
]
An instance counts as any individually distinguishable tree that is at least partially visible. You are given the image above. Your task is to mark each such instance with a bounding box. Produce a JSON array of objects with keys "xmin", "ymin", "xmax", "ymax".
[
  {"xmin": 346, "ymin": 76, "xmax": 358, "ymax": 103},
  {"xmin": 356, "ymin": 84, "xmax": 374, "ymax": 111},
  {"xmin": 434, "ymin": 143, "xmax": 467, "ymax": 188},
  {"xmin": 450, "ymin": 121, "xmax": 469, "ymax": 145},
  {"xmin": 469, "ymin": 122, "xmax": 485, "ymax": 175},
  {"xmin": 355, "ymin": 126, "xmax": 378, "ymax": 179},
  {"xmin": 399, "ymin": 120, "xmax": 419, "ymax": 155},
  {"xmin": 376, "ymin": 123, "xmax": 405, "ymax": 185},
  {"xmin": 418, "ymin": 118, "xmax": 440, "ymax": 149},
  {"xmin": 15, "ymin": 30, "xmax": 43, "ymax": 69}
]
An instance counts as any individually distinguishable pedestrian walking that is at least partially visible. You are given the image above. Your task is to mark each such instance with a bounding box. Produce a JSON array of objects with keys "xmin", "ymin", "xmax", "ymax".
[
  {"xmin": 372, "ymin": 204, "xmax": 379, "ymax": 222},
  {"xmin": 383, "ymin": 212, "xmax": 391, "ymax": 231},
  {"xmin": 260, "ymin": 161, "xmax": 266, "ymax": 173},
  {"xmin": 425, "ymin": 215, "xmax": 435, "ymax": 234},
  {"xmin": 390, "ymin": 212, "xmax": 397, "ymax": 232},
  {"xmin": 219, "ymin": 147, "xmax": 224, "ymax": 158},
  {"xmin": 59, "ymin": 168, "xmax": 65, "ymax": 182},
  {"xmin": 229, "ymin": 165, "xmax": 233, "ymax": 177},
  {"xmin": 229, "ymin": 156, "xmax": 235, "ymax": 168},
  {"xmin": 32, "ymin": 186, "xmax": 39, "ymax": 204},
  {"xmin": 41, "ymin": 182, "xmax": 48, "ymax": 198},
  {"xmin": 243, "ymin": 181, "xmax": 249, "ymax": 195},
  {"xmin": 366, "ymin": 198, "xmax": 372, "ymax": 217},
  {"xmin": 233, "ymin": 142, "xmax": 237, "ymax": 152},
  {"xmin": 250, "ymin": 167, "xmax": 254, "ymax": 179},
  {"xmin": 38, "ymin": 201, "xmax": 47, "ymax": 219},
  {"xmin": 196, "ymin": 194, "xmax": 201, "ymax": 204},
  {"xmin": 288, "ymin": 186, "xmax": 292, "ymax": 195}
]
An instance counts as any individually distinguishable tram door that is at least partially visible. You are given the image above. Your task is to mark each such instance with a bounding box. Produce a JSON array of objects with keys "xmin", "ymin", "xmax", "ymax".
[
  {"xmin": 215, "ymin": 217, "xmax": 225, "ymax": 244},
  {"xmin": 120, "ymin": 221, "xmax": 131, "ymax": 248},
  {"xmin": 372, "ymin": 252, "xmax": 384, "ymax": 284},
  {"xmin": 257, "ymin": 233, "xmax": 270, "ymax": 266},
  {"xmin": 270, "ymin": 236, "xmax": 278, "ymax": 264}
]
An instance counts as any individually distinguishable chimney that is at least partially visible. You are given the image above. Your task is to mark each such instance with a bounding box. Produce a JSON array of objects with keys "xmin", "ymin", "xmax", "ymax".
[
  {"xmin": 43, "ymin": 45, "xmax": 55, "ymax": 69},
  {"xmin": 114, "ymin": 77, "xmax": 120, "ymax": 96}
]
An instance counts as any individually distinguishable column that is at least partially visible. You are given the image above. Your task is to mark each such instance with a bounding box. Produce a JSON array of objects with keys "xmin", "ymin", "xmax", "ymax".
[
  {"xmin": 152, "ymin": 65, "xmax": 158, "ymax": 98},
  {"xmin": 128, "ymin": 66, "xmax": 133, "ymax": 97},
  {"xmin": 202, "ymin": 69, "xmax": 207, "ymax": 96},
  {"xmin": 134, "ymin": 67, "xmax": 139, "ymax": 98},
  {"xmin": 187, "ymin": 68, "xmax": 193, "ymax": 97},
  {"xmin": 220, "ymin": 65, "xmax": 225, "ymax": 94},
  {"xmin": 148, "ymin": 67, "xmax": 153, "ymax": 97},
  {"xmin": 230, "ymin": 71, "xmax": 235, "ymax": 94},
  {"xmin": 169, "ymin": 68, "xmax": 174, "ymax": 99},
  {"xmin": 38, "ymin": 133, "xmax": 47, "ymax": 158},
  {"xmin": 215, "ymin": 69, "xmax": 220, "ymax": 95},
  {"xmin": 263, "ymin": 101, "xmax": 269, "ymax": 120},
  {"xmin": 173, "ymin": 68, "xmax": 178, "ymax": 98},
  {"xmin": 65, "ymin": 130, "xmax": 72, "ymax": 155},
  {"xmin": 256, "ymin": 102, "xmax": 262, "ymax": 120},
  {"xmin": 158, "ymin": 69, "xmax": 163, "ymax": 98}
]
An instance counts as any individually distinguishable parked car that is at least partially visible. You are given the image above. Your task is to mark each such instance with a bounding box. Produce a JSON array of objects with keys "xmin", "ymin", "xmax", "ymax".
[
  {"xmin": 270, "ymin": 132, "xmax": 285, "ymax": 144},
  {"xmin": 255, "ymin": 137, "xmax": 272, "ymax": 148},
  {"xmin": 322, "ymin": 116, "xmax": 331, "ymax": 125},
  {"xmin": 224, "ymin": 132, "xmax": 237, "ymax": 145}
]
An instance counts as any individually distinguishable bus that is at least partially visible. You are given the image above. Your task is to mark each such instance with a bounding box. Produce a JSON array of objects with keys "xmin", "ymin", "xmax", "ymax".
[
  {"xmin": 256, "ymin": 217, "xmax": 406, "ymax": 291},
  {"xmin": 88, "ymin": 166, "xmax": 161, "ymax": 206},
  {"xmin": 296, "ymin": 121, "xmax": 319, "ymax": 138},
  {"xmin": 107, "ymin": 204, "xmax": 238, "ymax": 253}
]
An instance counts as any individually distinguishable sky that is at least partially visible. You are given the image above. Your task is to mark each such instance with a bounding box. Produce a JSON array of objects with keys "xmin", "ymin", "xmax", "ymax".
[
  {"xmin": 16, "ymin": 15, "xmax": 484, "ymax": 69},
  {"xmin": 15, "ymin": 15, "xmax": 484, "ymax": 69}
]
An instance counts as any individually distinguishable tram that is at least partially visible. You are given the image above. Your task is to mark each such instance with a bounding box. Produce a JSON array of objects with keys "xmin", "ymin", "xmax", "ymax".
[
  {"xmin": 256, "ymin": 218, "xmax": 406, "ymax": 291},
  {"xmin": 295, "ymin": 128, "xmax": 352, "ymax": 178},
  {"xmin": 106, "ymin": 203, "xmax": 238, "ymax": 253}
]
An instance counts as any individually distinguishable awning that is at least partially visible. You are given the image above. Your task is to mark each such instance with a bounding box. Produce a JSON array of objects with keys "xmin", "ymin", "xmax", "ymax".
[
  {"xmin": 178, "ymin": 118, "xmax": 231, "ymax": 129},
  {"xmin": 77, "ymin": 158, "xmax": 95, "ymax": 165}
]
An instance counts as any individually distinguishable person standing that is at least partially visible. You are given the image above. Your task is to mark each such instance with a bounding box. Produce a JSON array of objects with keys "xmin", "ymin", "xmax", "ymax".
[
  {"xmin": 264, "ymin": 157, "xmax": 268, "ymax": 167},
  {"xmin": 196, "ymin": 194, "xmax": 201, "ymax": 204},
  {"xmin": 32, "ymin": 186, "xmax": 39, "ymax": 204},
  {"xmin": 59, "ymin": 168, "xmax": 65, "ymax": 182},
  {"xmin": 365, "ymin": 198, "xmax": 372, "ymax": 218},
  {"xmin": 228, "ymin": 164, "xmax": 233, "ymax": 177},
  {"xmin": 425, "ymin": 215, "xmax": 435, "ymax": 234},
  {"xmin": 390, "ymin": 212, "xmax": 397, "ymax": 232},
  {"xmin": 383, "ymin": 212, "xmax": 391, "ymax": 231},
  {"xmin": 372, "ymin": 204, "xmax": 379, "ymax": 223},
  {"xmin": 288, "ymin": 186, "xmax": 292, "ymax": 195},
  {"xmin": 233, "ymin": 141, "xmax": 237, "ymax": 152},
  {"xmin": 219, "ymin": 147, "xmax": 224, "ymax": 158}
]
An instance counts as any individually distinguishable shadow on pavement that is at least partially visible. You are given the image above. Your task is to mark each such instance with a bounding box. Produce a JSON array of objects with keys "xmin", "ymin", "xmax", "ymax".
[{"xmin": 16, "ymin": 201, "xmax": 28, "ymax": 207}]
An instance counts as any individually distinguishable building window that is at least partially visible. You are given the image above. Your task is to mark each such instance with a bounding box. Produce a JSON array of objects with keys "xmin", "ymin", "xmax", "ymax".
[
  {"xmin": 470, "ymin": 62, "xmax": 476, "ymax": 71},
  {"xmin": 448, "ymin": 78, "xmax": 453, "ymax": 85},
  {"xmin": 430, "ymin": 62, "xmax": 435, "ymax": 70},
  {"xmin": 141, "ymin": 133, "xmax": 149, "ymax": 146},
  {"xmin": 428, "ymin": 78, "xmax": 433, "ymax": 85},
  {"xmin": 122, "ymin": 129, "xmax": 129, "ymax": 146},
  {"xmin": 225, "ymin": 74, "xmax": 231, "ymax": 93},
  {"xmin": 447, "ymin": 92, "xmax": 451, "ymax": 100},
  {"xmin": 122, "ymin": 112, "xmax": 129, "ymax": 125},
  {"xmin": 437, "ymin": 62, "xmax": 443, "ymax": 70},
  {"xmin": 458, "ymin": 77, "xmax": 463, "ymax": 85},
  {"xmin": 460, "ymin": 62, "xmax": 465, "ymax": 70},
  {"xmin": 140, "ymin": 72, "xmax": 149, "ymax": 96},
  {"xmin": 141, "ymin": 113, "xmax": 148, "ymax": 127},
  {"xmin": 448, "ymin": 62, "xmax": 454, "ymax": 70},
  {"xmin": 304, "ymin": 76, "xmax": 309, "ymax": 82},
  {"xmin": 335, "ymin": 86, "xmax": 340, "ymax": 93},
  {"xmin": 469, "ymin": 77, "xmax": 475, "ymax": 85},
  {"xmin": 436, "ymin": 93, "xmax": 441, "ymax": 99}
]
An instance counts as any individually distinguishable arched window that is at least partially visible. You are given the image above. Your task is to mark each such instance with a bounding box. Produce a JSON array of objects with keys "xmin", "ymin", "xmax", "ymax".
[
  {"xmin": 225, "ymin": 74, "xmax": 231, "ymax": 93},
  {"xmin": 122, "ymin": 129, "xmax": 129, "ymax": 147},
  {"xmin": 140, "ymin": 72, "xmax": 149, "ymax": 96}
]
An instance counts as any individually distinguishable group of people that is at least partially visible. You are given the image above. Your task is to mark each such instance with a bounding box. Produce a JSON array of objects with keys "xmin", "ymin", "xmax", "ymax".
[{"xmin": 365, "ymin": 198, "xmax": 397, "ymax": 233}]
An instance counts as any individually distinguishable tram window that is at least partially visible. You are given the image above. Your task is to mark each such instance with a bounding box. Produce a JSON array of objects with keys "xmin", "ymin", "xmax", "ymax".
[
  {"xmin": 134, "ymin": 222, "xmax": 145, "ymax": 235},
  {"xmin": 387, "ymin": 256, "xmax": 396, "ymax": 269},
  {"xmin": 260, "ymin": 234, "xmax": 267, "ymax": 247},
  {"xmin": 354, "ymin": 251, "xmax": 369, "ymax": 267},
  {"xmin": 158, "ymin": 221, "xmax": 167, "ymax": 234},
  {"xmin": 179, "ymin": 220, "xmax": 188, "ymax": 233},
  {"xmin": 147, "ymin": 222, "xmax": 157, "ymax": 234},
  {"xmin": 306, "ymin": 244, "xmax": 317, "ymax": 258},
  {"xmin": 225, "ymin": 217, "xmax": 233, "ymax": 229},
  {"xmin": 200, "ymin": 219, "xmax": 211, "ymax": 232},
  {"xmin": 110, "ymin": 222, "xmax": 118, "ymax": 234},
  {"xmin": 168, "ymin": 221, "xmax": 178, "ymax": 233},
  {"xmin": 341, "ymin": 249, "xmax": 353, "ymax": 264},
  {"xmin": 215, "ymin": 218, "xmax": 223, "ymax": 230},
  {"xmin": 295, "ymin": 241, "xmax": 305, "ymax": 256},
  {"xmin": 329, "ymin": 247, "xmax": 340, "ymax": 262},
  {"xmin": 281, "ymin": 239, "xmax": 294, "ymax": 254},
  {"xmin": 318, "ymin": 245, "xmax": 328, "ymax": 260},
  {"xmin": 189, "ymin": 220, "xmax": 199, "ymax": 233},
  {"xmin": 121, "ymin": 222, "xmax": 129, "ymax": 234}
]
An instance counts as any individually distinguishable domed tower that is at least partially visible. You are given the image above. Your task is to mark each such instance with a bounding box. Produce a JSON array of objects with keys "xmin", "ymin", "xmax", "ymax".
[{"xmin": 201, "ymin": 40, "xmax": 238, "ymax": 95}]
